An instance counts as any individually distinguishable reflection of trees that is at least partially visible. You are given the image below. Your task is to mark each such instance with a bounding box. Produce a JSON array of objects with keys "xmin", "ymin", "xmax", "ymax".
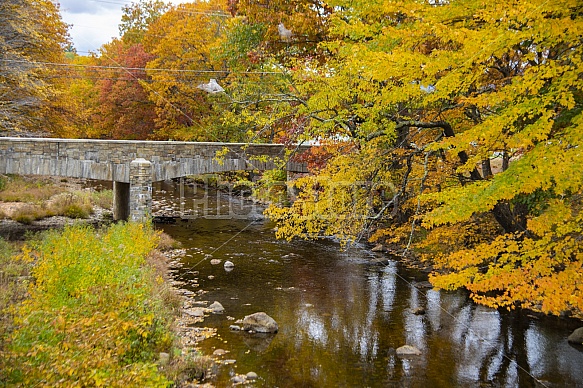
[{"xmin": 166, "ymin": 183, "xmax": 583, "ymax": 387}]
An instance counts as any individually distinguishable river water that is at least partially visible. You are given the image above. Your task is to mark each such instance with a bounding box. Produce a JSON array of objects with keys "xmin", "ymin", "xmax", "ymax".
[{"xmin": 153, "ymin": 180, "xmax": 583, "ymax": 388}]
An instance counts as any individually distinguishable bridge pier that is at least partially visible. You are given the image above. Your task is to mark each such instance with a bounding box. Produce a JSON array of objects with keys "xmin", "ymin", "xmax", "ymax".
[
  {"xmin": 112, "ymin": 158, "xmax": 152, "ymax": 222},
  {"xmin": 129, "ymin": 158, "xmax": 152, "ymax": 222}
]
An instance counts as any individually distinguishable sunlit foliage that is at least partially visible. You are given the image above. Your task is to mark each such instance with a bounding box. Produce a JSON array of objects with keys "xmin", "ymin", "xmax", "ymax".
[{"xmin": 262, "ymin": 0, "xmax": 583, "ymax": 317}]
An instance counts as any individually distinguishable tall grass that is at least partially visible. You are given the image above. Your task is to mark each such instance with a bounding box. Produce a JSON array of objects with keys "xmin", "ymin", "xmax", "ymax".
[
  {"xmin": 0, "ymin": 175, "xmax": 63, "ymax": 202},
  {"xmin": 0, "ymin": 223, "xmax": 176, "ymax": 387},
  {"xmin": 0, "ymin": 175, "xmax": 114, "ymax": 223}
]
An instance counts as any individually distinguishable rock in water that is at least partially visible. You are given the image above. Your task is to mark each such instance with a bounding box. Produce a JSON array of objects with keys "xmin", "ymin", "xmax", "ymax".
[
  {"xmin": 567, "ymin": 327, "xmax": 583, "ymax": 345},
  {"xmin": 396, "ymin": 345, "xmax": 422, "ymax": 356},
  {"xmin": 242, "ymin": 312, "xmax": 278, "ymax": 333},
  {"xmin": 209, "ymin": 301, "xmax": 225, "ymax": 314},
  {"xmin": 412, "ymin": 307, "xmax": 426, "ymax": 315},
  {"xmin": 224, "ymin": 260, "xmax": 235, "ymax": 269}
]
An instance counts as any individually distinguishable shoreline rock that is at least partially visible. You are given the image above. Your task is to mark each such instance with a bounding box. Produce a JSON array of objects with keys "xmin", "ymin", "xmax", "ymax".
[
  {"xmin": 242, "ymin": 312, "xmax": 278, "ymax": 333},
  {"xmin": 567, "ymin": 327, "xmax": 583, "ymax": 345}
]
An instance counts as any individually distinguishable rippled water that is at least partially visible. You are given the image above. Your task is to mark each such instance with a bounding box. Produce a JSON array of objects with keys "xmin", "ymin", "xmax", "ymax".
[{"xmin": 153, "ymin": 180, "xmax": 583, "ymax": 388}]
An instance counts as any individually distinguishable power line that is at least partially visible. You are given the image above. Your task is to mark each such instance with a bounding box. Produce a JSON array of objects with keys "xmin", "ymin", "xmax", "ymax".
[{"xmin": 0, "ymin": 59, "xmax": 285, "ymax": 76}]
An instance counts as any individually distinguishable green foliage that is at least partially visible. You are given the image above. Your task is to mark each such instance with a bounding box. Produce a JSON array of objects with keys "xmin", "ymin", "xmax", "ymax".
[
  {"xmin": 0, "ymin": 223, "xmax": 174, "ymax": 386},
  {"xmin": 91, "ymin": 189, "xmax": 114, "ymax": 209},
  {"xmin": 218, "ymin": 20, "xmax": 267, "ymax": 70},
  {"xmin": 254, "ymin": 169, "xmax": 288, "ymax": 204},
  {"xmin": 0, "ymin": 177, "xmax": 112, "ymax": 222}
]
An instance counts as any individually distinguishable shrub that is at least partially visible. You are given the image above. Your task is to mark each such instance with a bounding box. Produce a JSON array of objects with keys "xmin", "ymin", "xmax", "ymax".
[{"xmin": 0, "ymin": 223, "xmax": 174, "ymax": 387}]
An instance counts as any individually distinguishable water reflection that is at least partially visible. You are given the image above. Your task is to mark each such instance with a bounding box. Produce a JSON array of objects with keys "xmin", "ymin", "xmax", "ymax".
[{"xmin": 153, "ymin": 181, "xmax": 583, "ymax": 387}]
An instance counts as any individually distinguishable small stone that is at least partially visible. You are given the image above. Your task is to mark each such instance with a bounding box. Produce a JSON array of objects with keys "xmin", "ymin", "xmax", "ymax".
[
  {"xmin": 213, "ymin": 349, "xmax": 227, "ymax": 356},
  {"xmin": 224, "ymin": 260, "xmax": 235, "ymax": 269},
  {"xmin": 396, "ymin": 345, "xmax": 422, "ymax": 356},
  {"xmin": 414, "ymin": 281, "xmax": 433, "ymax": 289},
  {"xmin": 210, "ymin": 258, "xmax": 221, "ymax": 265},
  {"xmin": 208, "ymin": 275, "xmax": 215, "ymax": 280},
  {"xmin": 229, "ymin": 325, "xmax": 242, "ymax": 331},
  {"xmin": 242, "ymin": 312, "xmax": 278, "ymax": 333},
  {"xmin": 209, "ymin": 301, "xmax": 225, "ymax": 313},
  {"xmin": 246, "ymin": 372, "xmax": 258, "ymax": 380},
  {"xmin": 412, "ymin": 307, "xmax": 426, "ymax": 315},
  {"xmin": 184, "ymin": 307, "xmax": 206, "ymax": 317},
  {"xmin": 224, "ymin": 359, "xmax": 237, "ymax": 364},
  {"xmin": 231, "ymin": 375, "xmax": 246, "ymax": 383}
]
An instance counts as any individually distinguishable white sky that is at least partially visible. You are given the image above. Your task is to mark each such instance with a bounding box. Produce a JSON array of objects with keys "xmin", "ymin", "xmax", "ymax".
[{"xmin": 58, "ymin": 0, "xmax": 192, "ymax": 54}]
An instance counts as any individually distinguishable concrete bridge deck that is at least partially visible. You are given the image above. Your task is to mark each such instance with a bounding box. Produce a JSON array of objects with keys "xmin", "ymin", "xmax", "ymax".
[{"xmin": 0, "ymin": 137, "xmax": 310, "ymax": 221}]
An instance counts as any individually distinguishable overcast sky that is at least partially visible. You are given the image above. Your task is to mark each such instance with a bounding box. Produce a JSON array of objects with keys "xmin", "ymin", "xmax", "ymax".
[{"xmin": 59, "ymin": 0, "xmax": 191, "ymax": 54}]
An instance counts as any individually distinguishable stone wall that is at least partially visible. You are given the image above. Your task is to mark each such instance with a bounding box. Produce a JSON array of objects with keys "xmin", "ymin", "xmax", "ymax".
[{"xmin": 0, "ymin": 138, "xmax": 309, "ymax": 182}]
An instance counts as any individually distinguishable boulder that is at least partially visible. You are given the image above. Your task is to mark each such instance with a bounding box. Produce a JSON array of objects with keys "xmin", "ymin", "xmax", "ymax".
[
  {"xmin": 567, "ymin": 327, "xmax": 583, "ymax": 345},
  {"xmin": 209, "ymin": 301, "xmax": 225, "ymax": 314},
  {"xmin": 396, "ymin": 345, "xmax": 422, "ymax": 356},
  {"xmin": 242, "ymin": 312, "xmax": 279, "ymax": 333}
]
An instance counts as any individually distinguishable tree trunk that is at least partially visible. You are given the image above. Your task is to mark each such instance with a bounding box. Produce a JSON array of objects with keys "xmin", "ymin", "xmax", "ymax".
[{"xmin": 492, "ymin": 201, "xmax": 528, "ymax": 233}]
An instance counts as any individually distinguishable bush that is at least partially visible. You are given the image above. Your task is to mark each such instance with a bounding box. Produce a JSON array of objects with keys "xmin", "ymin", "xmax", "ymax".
[{"xmin": 0, "ymin": 223, "xmax": 174, "ymax": 387}]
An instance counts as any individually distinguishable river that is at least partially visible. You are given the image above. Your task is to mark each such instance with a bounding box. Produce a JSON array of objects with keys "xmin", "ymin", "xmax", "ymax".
[{"xmin": 152, "ymin": 180, "xmax": 583, "ymax": 387}]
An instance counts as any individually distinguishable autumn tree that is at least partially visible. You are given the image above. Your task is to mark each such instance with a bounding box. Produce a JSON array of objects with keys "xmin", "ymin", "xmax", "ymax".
[
  {"xmin": 119, "ymin": 0, "xmax": 168, "ymax": 45},
  {"xmin": 217, "ymin": 0, "xmax": 333, "ymax": 143},
  {"xmin": 264, "ymin": 0, "xmax": 583, "ymax": 317},
  {"xmin": 50, "ymin": 54, "xmax": 102, "ymax": 138},
  {"xmin": 142, "ymin": 0, "xmax": 242, "ymax": 141},
  {"xmin": 93, "ymin": 39, "xmax": 157, "ymax": 140},
  {"xmin": 0, "ymin": 0, "xmax": 69, "ymax": 133}
]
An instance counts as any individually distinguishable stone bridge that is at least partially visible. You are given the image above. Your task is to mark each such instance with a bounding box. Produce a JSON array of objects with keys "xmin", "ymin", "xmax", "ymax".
[{"xmin": 0, "ymin": 137, "xmax": 309, "ymax": 221}]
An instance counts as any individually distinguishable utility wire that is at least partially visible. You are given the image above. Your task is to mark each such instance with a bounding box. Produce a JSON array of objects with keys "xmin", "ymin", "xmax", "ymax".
[{"xmin": 0, "ymin": 59, "xmax": 284, "ymax": 75}]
